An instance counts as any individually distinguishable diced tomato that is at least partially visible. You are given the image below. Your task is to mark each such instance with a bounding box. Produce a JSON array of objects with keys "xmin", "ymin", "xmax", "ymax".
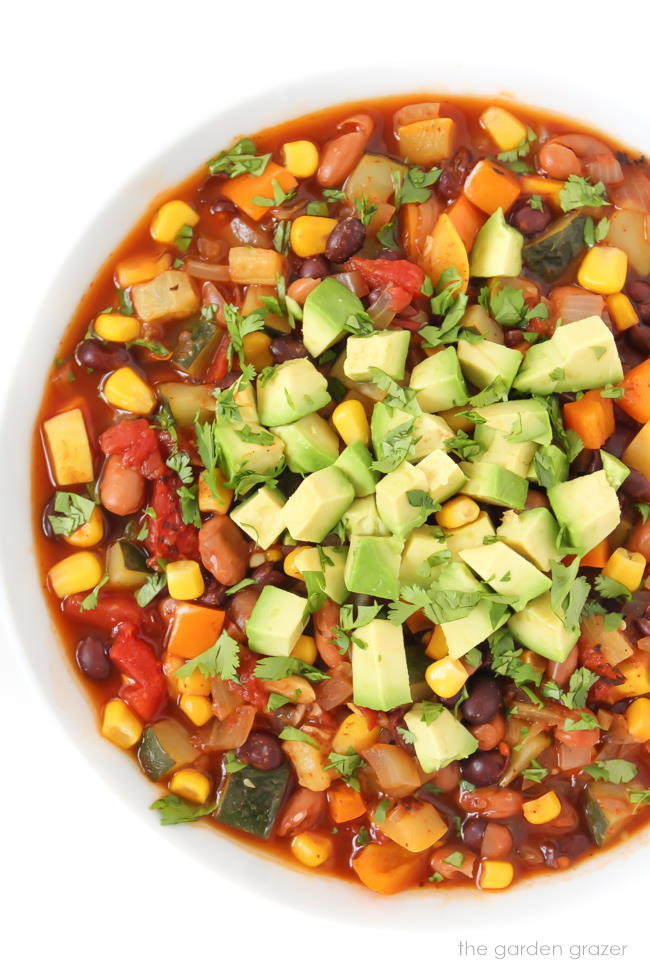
[
  {"xmin": 99, "ymin": 418, "xmax": 165, "ymax": 479},
  {"xmin": 357, "ymin": 705, "xmax": 379, "ymax": 730},
  {"xmin": 578, "ymin": 639, "xmax": 624, "ymax": 682},
  {"xmin": 63, "ymin": 591, "xmax": 147, "ymax": 631},
  {"xmin": 555, "ymin": 723, "xmax": 601, "ymax": 748},
  {"xmin": 229, "ymin": 649, "xmax": 268, "ymax": 710},
  {"xmin": 206, "ymin": 333, "xmax": 234, "ymax": 383},
  {"xmin": 385, "ymin": 283, "xmax": 413, "ymax": 314},
  {"xmin": 146, "ymin": 476, "xmax": 200, "ymax": 563},
  {"xmin": 109, "ymin": 623, "xmax": 167, "ymax": 722},
  {"xmin": 346, "ymin": 257, "xmax": 425, "ymax": 298}
]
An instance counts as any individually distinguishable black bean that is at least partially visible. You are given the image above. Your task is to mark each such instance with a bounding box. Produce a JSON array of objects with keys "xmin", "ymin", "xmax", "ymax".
[
  {"xmin": 621, "ymin": 467, "xmax": 650, "ymax": 503},
  {"xmin": 627, "ymin": 280, "xmax": 650, "ymax": 303},
  {"xmin": 460, "ymin": 749, "xmax": 507, "ymax": 787},
  {"xmin": 270, "ymin": 337, "xmax": 308, "ymax": 362},
  {"xmin": 509, "ymin": 198, "xmax": 552, "ymax": 236},
  {"xmin": 325, "ymin": 217, "xmax": 366, "ymax": 264},
  {"xmin": 627, "ymin": 324, "xmax": 650, "ymax": 355},
  {"xmin": 461, "ymin": 673, "xmax": 502, "ymax": 724},
  {"xmin": 76, "ymin": 636, "xmax": 111, "ymax": 681},
  {"xmin": 571, "ymin": 448, "xmax": 602, "ymax": 476},
  {"xmin": 437, "ymin": 147, "xmax": 473, "ymax": 203},
  {"xmin": 237, "ymin": 732, "xmax": 284, "ymax": 771},
  {"xmin": 603, "ymin": 428, "xmax": 635, "ymax": 458},
  {"xmin": 638, "ymin": 302, "xmax": 650, "ymax": 326},
  {"xmin": 300, "ymin": 256, "xmax": 330, "ymax": 278},
  {"xmin": 462, "ymin": 816, "xmax": 487, "ymax": 853},
  {"xmin": 42, "ymin": 496, "xmax": 59, "ymax": 539},
  {"xmin": 557, "ymin": 833, "xmax": 592, "ymax": 860},
  {"xmin": 76, "ymin": 339, "xmax": 130, "ymax": 372},
  {"xmin": 504, "ymin": 329, "xmax": 525, "ymax": 348},
  {"xmin": 199, "ymin": 577, "xmax": 228, "ymax": 608},
  {"xmin": 210, "ymin": 198, "xmax": 237, "ymax": 214},
  {"xmin": 377, "ymin": 249, "xmax": 401, "ymax": 261},
  {"xmin": 251, "ymin": 563, "xmax": 286, "ymax": 588},
  {"xmin": 219, "ymin": 370, "xmax": 241, "ymax": 390}
]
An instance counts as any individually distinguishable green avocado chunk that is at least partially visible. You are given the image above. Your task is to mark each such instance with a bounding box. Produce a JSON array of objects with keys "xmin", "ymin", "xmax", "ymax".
[
  {"xmin": 409, "ymin": 347, "xmax": 469, "ymax": 413},
  {"xmin": 246, "ymin": 585, "xmax": 308, "ymax": 657},
  {"xmin": 457, "ymin": 337, "xmax": 523, "ymax": 391},
  {"xmin": 371, "ymin": 403, "xmax": 453, "ymax": 464},
  {"xmin": 508, "ymin": 591, "xmax": 580, "ymax": 662},
  {"xmin": 341, "ymin": 496, "xmax": 388, "ymax": 537},
  {"xmin": 513, "ymin": 316, "xmax": 623, "ymax": 395},
  {"xmin": 445, "ymin": 511, "xmax": 496, "ymax": 561},
  {"xmin": 302, "ymin": 277, "xmax": 367, "ymax": 358},
  {"xmin": 375, "ymin": 461, "xmax": 431, "ymax": 536},
  {"xmin": 230, "ymin": 486, "xmax": 286, "ymax": 550},
  {"xmin": 293, "ymin": 545, "xmax": 349, "ymax": 605},
  {"xmin": 469, "ymin": 207, "xmax": 524, "ymax": 278},
  {"xmin": 334, "ymin": 441, "xmax": 378, "ymax": 497},
  {"xmin": 217, "ymin": 421, "xmax": 285, "ymax": 494},
  {"xmin": 460, "ymin": 461, "xmax": 528, "ymax": 510},
  {"xmin": 344, "ymin": 534, "xmax": 403, "ymax": 600},
  {"xmin": 473, "ymin": 399, "xmax": 552, "ymax": 445},
  {"xmin": 416, "ymin": 449, "xmax": 467, "ymax": 504},
  {"xmin": 257, "ymin": 358, "xmax": 331, "ymax": 426},
  {"xmin": 474, "ymin": 424, "xmax": 537, "ymax": 479},
  {"xmin": 283, "ymin": 466, "xmax": 355, "ymax": 543},
  {"xmin": 271, "ymin": 412, "xmax": 339, "ymax": 474},
  {"xmin": 351, "ymin": 619, "xmax": 412, "ymax": 711},
  {"xmin": 435, "ymin": 562, "xmax": 510, "ymax": 659},
  {"xmin": 344, "ymin": 330, "xmax": 410, "ymax": 382},
  {"xmin": 548, "ymin": 469, "xmax": 620, "ymax": 554},
  {"xmin": 459, "ymin": 540, "xmax": 551, "ymax": 612},
  {"xmin": 404, "ymin": 704, "xmax": 478, "ymax": 773},
  {"xmin": 399, "ymin": 527, "xmax": 449, "ymax": 587},
  {"xmin": 497, "ymin": 507, "xmax": 561, "ymax": 572}
]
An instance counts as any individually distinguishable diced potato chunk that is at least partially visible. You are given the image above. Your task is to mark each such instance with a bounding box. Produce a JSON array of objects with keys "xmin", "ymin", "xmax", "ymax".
[
  {"xmin": 43, "ymin": 408, "xmax": 94, "ymax": 486},
  {"xmin": 397, "ymin": 117, "xmax": 456, "ymax": 165},
  {"xmin": 229, "ymin": 246, "xmax": 286, "ymax": 285},
  {"xmin": 131, "ymin": 270, "xmax": 199, "ymax": 323}
]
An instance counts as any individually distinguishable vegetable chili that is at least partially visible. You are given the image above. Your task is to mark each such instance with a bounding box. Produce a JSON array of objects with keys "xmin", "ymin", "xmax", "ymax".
[{"xmin": 34, "ymin": 95, "xmax": 650, "ymax": 894}]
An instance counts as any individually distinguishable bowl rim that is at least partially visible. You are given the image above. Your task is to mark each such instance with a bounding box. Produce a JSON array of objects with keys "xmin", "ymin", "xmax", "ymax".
[{"xmin": 2, "ymin": 60, "xmax": 648, "ymax": 928}]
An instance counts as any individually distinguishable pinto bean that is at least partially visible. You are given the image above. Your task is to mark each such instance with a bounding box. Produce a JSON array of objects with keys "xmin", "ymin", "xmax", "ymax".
[
  {"xmin": 429, "ymin": 760, "xmax": 460, "ymax": 793},
  {"xmin": 628, "ymin": 517, "xmax": 650, "ymax": 562},
  {"xmin": 276, "ymin": 787, "xmax": 326, "ymax": 837},
  {"xmin": 286, "ymin": 277, "xmax": 320, "ymax": 305},
  {"xmin": 317, "ymin": 114, "xmax": 374, "ymax": 188},
  {"xmin": 525, "ymin": 489, "xmax": 550, "ymax": 509},
  {"xmin": 481, "ymin": 823, "xmax": 513, "ymax": 858},
  {"xmin": 627, "ymin": 324, "xmax": 650, "ymax": 355},
  {"xmin": 226, "ymin": 585, "xmax": 260, "ymax": 639},
  {"xmin": 470, "ymin": 712, "xmax": 506, "ymax": 751},
  {"xmin": 458, "ymin": 785, "xmax": 523, "ymax": 819},
  {"xmin": 313, "ymin": 599, "xmax": 343, "ymax": 667},
  {"xmin": 99, "ymin": 454, "xmax": 145, "ymax": 515},
  {"xmin": 199, "ymin": 515, "xmax": 249, "ymax": 586}
]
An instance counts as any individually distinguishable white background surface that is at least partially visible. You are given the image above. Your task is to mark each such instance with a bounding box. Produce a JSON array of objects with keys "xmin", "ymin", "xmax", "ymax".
[{"xmin": 3, "ymin": 2, "xmax": 648, "ymax": 972}]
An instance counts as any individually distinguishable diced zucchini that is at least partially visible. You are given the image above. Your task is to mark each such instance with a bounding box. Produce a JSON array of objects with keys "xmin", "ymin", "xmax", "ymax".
[
  {"xmin": 215, "ymin": 763, "xmax": 292, "ymax": 839},
  {"xmin": 107, "ymin": 541, "xmax": 150, "ymax": 589},
  {"xmin": 522, "ymin": 213, "xmax": 587, "ymax": 281},
  {"xmin": 158, "ymin": 383, "xmax": 216, "ymax": 427},
  {"xmin": 582, "ymin": 782, "xmax": 634, "ymax": 847},
  {"xmin": 344, "ymin": 153, "xmax": 408, "ymax": 205},
  {"xmin": 138, "ymin": 719, "xmax": 198, "ymax": 781},
  {"xmin": 172, "ymin": 317, "xmax": 220, "ymax": 377}
]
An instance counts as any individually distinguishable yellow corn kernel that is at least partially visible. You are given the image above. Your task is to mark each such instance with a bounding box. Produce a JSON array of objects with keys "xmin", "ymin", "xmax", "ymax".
[
  {"xmin": 103, "ymin": 367, "xmax": 157, "ymax": 415},
  {"xmin": 170, "ymin": 769, "xmax": 211, "ymax": 805},
  {"xmin": 332, "ymin": 711, "xmax": 380, "ymax": 754},
  {"xmin": 625, "ymin": 697, "xmax": 650, "ymax": 742},
  {"xmin": 292, "ymin": 635, "xmax": 317, "ymax": 666},
  {"xmin": 606, "ymin": 293, "xmax": 639, "ymax": 331},
  {"xmin": 48, "ymin": 551, "xmax": 103, "ymax": 599},
  {"xmin": 522, "ymin": 790, "xmax": 562, "ymax": 825},
  {"xmin": 602, "ymin": 547, "xmax": 646, "ymax": 593},
  {"xmin": 166, "ymin": 560, "xmax": 205, "ymax": 601},
  {"xmin": 115, "ymin": 252, "xmax": 173, "ymax": 289},
  {"xmin": 479, "ymin": 860, "xmax": 514, "ymax": 890},
  {"xmin": 436, "ymin": 496, "xmax": 480, "ymax": 530},
  {"xmin": 150, "ymin": 200, "xmax": 200, "ymax": 246},
  {"xmin": 282, "ymin": 140, "xmax": 319, "ymax": 179},
  {"xmin": 290, "ymin": 831, "xmax": 333, "ymax": 868},
  {"xmin": 284, "ymin": 545, "xmax": 313, "ymax": 580},
  {"xmin": 179, "ymin": 694, "xmax": 214, "ymax": 727},
  {"xmin": 290, "ymin": 216, "xmax": 338, "ymax": 258},
  {"xmin": 94, "ymin": 313, "xmax": 141, "ymax": 343},
  {"xmin": 331, "ymin": 400, "xmax": 371, "ymax": 447},
  {"xmin": 479, "ymin": 106, "xmax": 528, "ymax": 152},
  {"xmin": 198, "ymin": 470, "xmax": 233, "ymax": 514},
  {"xmin": 65, "ymin": 506, "xmax": 104, "ymax": 548},
  {"xmin": 425, "ymin": 656, "xmax": 468, "ymax": 698},
  {"xmin": 425, "ymin": 626, "xmax": 449, "ymax": 661},
  {"xmin": 101, "ymin": 699, "xmax": 143, "ymax": 749},
  {"xmin": 176, "ymin": 667, "xmax": 212, "ymax": 696},
  {"xmin": 577, "ymin": 246, "xmax": 628, "ymax": 295},
  {"xmin": 242, "ymin": 331, "xmax": 273, "ymax": 371}
]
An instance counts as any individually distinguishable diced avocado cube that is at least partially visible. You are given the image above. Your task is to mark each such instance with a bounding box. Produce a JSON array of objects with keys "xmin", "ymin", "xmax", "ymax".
[
  {"xmin": 548, "ymin": 469, "xmax": 620, "ymax": 554},
  {"xmin": 497, "ymin": 507, "xmax": 561, "ymax": 572},
  {"xmin": 341, "ymin": 496, "xmax": 388, "ymax": 537},
  {"xmin": 404, "ymin": 704, "xmax": 478, "ymax": 773},
  {"xmin": 344, "ymin": 535, "xmax": 403, "ymax": 600},
  {"xmin": 400, "ymin": 528, "xmax": 448, "ymax": 587},
  {"xmin": 246, "ymin": 585, "xmax": 308, "ymax": 657},
  {"xmin": 460, "ymin": 461, "xmax": 528, "ymax": 510},
  {"xmin": 469, "ymin": 207, "xmax": 524, "ymax": 278},
  {"xmin": 351, "ymin": 619, "xmax": 412, "ymax": 711},
  {"xmin": 457, "ymin": 337, "xmax": 523, "ymax": 391},
  {"xmin": 434, "ymin": 562, "xmax": 509, "ymax": 659},
  {"xmin": 334, "ymin": 441, "xmax": 378, "ymax": 497},
  {"xmin": 459, "ymin": 540, "xmax": 551, "ymax": 612},
  {"xmin": 302, "ymin": 277, "xmax": 366, "ymax": 358},
  {"xmin": 344, "ymin": 330, "xmax": 410, "ymax": 382},
  {"xmin": 293, "ymin": 545, "xmax": 349, "ymax": 605},
  {"xmin": 416, "ymin": 449, "xmax": 467, "ymax": 503},
  {"xmin": 217, "ymin": 422, "xmax": 285, "ymax": 494},
  {"xmin": 283, "ymin": 466, "xmax": 355, "ymax": 543},
  {"xmin": 376, "ymin": 461, "xmax": 431, "ymax": 536},
  {"xmin": 230, "ymin": 486, "xmax": 286, "ymax": 550},
  {"xmin": 409, "ymin": 347, "xmax": 469, "ymax": 413},
  {"xmin": 371, "ymin": 402, "xmax": 453, "ymax": 464},
  {"xmin": 507, "ymin": 591, "xmax": 579, "ymax": 662},
  {"xmin": 257, "ymin": 359, "xmax": 331, "ymax": 426},
  {"xmin": 473, "ymin": 399, "xmax": 552, "ymax": 445},
  {"xmin": 405, "ymin": 646, "xmax": 430, "ymax": 703},
  {"xmin": 601, "ymin": 450, "xmax": 630, "ymax": 491},
  {"xmin": 527, "ymin": 444, "xmax": 569, "ymax": 485},
  {"xmin": 445, "ymin": 511, "xmax": 495, "ymax": 560},
  {"xmin": 271, "ymin": 412, "xmax": 339, "ymax": 474},
  {"xmin": 474, "ymin": 424, "xmax": 537, "ymax": 478},
  {"xmin": 514, "ymin": 316, "xmax": 623, "ymax": 395}
]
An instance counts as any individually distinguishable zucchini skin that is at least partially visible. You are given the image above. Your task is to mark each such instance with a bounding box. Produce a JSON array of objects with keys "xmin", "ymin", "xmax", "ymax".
[
  {"xmin": 523, "ymin": 214, "xmax": 587, "ymax": 281},
  {"xmin": 215, "ymin": 763, "xmax": 292, "ymax": 839},
  {"xmin": 172, "ymin": 318, "xmax": 219, "ymax": 376},
  {"xmin": 138, "ymin": 726, "xmax": 175, "ymax": 782}
]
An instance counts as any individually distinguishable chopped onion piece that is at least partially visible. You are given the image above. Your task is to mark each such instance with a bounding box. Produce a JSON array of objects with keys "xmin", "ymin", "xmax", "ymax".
[{"xmin": 186, "ymin": 259, "xmax": 231, "ymax": 282}]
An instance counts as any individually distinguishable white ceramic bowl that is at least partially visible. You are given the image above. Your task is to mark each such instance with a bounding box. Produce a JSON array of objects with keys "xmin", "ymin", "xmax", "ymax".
[{"xmin": 2, "ymin": 62, "xmax": 647, "ymax": 929}]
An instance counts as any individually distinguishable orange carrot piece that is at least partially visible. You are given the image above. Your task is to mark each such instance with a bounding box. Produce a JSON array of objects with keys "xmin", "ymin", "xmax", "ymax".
[
  {"xmin": 352, "ymin": 841, "xmax": 426, "ymax": 895},
  {"xmin": 406, "ymin": 608, "xmax": 430, "ymax": 633},
  {"xmin": 166, "ymin": 603, "xmax": 226, "ymax": 659},
  {"xmin": 618, "ymin": 358, "xmax": 650, "ymax": 423},
  {"xmin": 463, "ymin": 159, "xmax": 521, "ymax": 215},
  {"xmin": 563, "ymin": 390, "xmax": 615, "ymax": 449},
  {"xmin": 421, "ymin": 214, "xmax": 469, "ymax": 292},
  {"xmin": 580, "ymin": 539, "xmax": 610, "ymax": 569},
  {"xmin": 447, "ymin": 195, "xmax": 485, "ymax": 251},
  {"xmin": 220, "ymin": 163, "xmax": 298, "ymax": 221},
  {"xmin": 328, "ymin": 781, "xmax": 367, "ymax": 824}
]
